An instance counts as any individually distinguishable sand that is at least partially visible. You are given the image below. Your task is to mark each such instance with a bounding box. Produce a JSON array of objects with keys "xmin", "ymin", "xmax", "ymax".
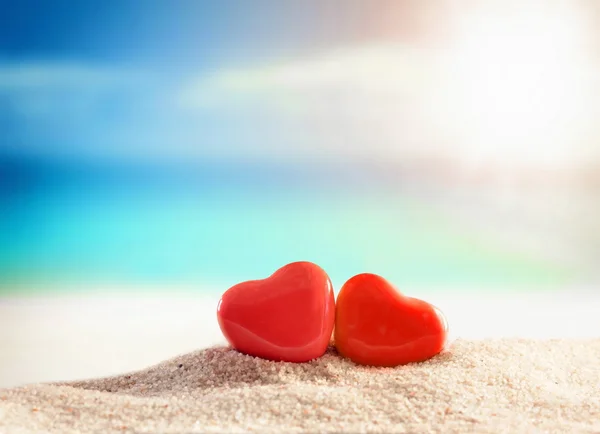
[{"xmin": 1, "ymin": 339, "xmax": 599, "ymax": 434}]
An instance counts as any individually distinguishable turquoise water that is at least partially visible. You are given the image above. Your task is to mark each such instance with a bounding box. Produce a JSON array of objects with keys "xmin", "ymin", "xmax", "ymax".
[{"xmin": 0, "ymin": 158, "xmax": 574, "ymax": 295}]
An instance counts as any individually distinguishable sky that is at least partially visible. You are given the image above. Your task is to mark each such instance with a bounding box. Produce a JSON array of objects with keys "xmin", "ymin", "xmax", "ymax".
[
  {"xmin": 0, "ymin": 0, "xmax": 441, "ymax": 174},
  {"xmin": 2, "ymin": 0, "xmax": 600, "ymax": 170},
  {"xmin": 1, "ymin": 1, "xmax": 440, "ymax": 65},
  {"xmin": 1, "ymin": 0, "xmax": 399, "ymax": 163}
]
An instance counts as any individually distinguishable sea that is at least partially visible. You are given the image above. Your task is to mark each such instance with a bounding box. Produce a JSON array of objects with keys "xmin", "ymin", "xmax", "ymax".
[{"xmin": 0, "ymin": 154, "xmax": 577, "ymax": 295}]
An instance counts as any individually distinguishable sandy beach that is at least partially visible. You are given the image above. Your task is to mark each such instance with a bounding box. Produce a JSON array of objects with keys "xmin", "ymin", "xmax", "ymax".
[
  {"xmin": 1, "ymin": 339, "xmax": 599, "ymax": 433},
  {"xmin": 1, "ymin": 290, "xmax": 600, "ymax": 433}
]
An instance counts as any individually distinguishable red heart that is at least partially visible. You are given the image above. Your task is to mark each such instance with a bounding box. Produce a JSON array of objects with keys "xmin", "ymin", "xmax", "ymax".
[
  {"xmin": 217, "ymin": 261, "xmax": 336, "ymax": 362},
  {"xmin": 334, "ymin": 273, "xmax": 448, "ymax": 367}
]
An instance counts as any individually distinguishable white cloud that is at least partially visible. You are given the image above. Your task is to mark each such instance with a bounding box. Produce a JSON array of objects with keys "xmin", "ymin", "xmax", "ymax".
[
  {"xmin": 178, "ymin": 44, "xmax": 434, "ymax": 112},
  {"xmin": 177, "ymin": 44, "xmax": 448, "ymax": 163},
  {"xmin": 178, "ymin": 37, "xmax": 600, "ymax": 168},
  {"xmin": 3, "ymin": 41, "xmax": 600, "ymax": 169}
]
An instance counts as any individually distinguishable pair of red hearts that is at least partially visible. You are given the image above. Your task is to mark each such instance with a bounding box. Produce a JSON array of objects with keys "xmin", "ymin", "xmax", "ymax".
[{"xmin": 217, "ymin": 261, "xmax": 448, "ymax": 367}]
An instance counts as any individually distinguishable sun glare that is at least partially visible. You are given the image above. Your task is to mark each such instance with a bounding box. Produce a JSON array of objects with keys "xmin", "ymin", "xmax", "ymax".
[{"xmin": 437, "ymin": 2, "xmax": 592, "ymax": 168}]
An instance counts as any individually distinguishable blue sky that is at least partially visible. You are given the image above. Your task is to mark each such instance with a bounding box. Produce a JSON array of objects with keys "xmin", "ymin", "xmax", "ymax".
[
  {"xmin": 1, "ymin": 1, "xmax": 430, "ymax": 64},
  {"xmin": 1, "ymin": 0, "xmax": 419, "ymax": 163},
  {"xmin": 2, "ymin": 1, "xmax": 598, "ymax": 168},
  {"xmin": 2, "ymin": 1, "xmax": 343, "ymax": 65}
]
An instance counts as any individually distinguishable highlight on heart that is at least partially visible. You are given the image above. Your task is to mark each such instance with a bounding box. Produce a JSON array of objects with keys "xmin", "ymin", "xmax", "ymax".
[{"xmin": 216, "ymin": 262, "xmax": 449, "ymax": 366}]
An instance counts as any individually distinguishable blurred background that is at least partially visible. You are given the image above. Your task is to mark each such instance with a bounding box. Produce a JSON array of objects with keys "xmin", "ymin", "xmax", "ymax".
[{"xmin": 1, "ymin": 0, "xmax": 600, "ymax": 386}]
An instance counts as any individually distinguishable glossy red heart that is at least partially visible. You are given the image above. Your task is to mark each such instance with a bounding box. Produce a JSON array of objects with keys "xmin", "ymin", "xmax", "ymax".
[
  {"xmin": 217, "ymin": 261, "xmax": 335, "ymax": 362},
  {"xmin": 334, "ymin": 273, "xmax": 448, "ymax": 367}
]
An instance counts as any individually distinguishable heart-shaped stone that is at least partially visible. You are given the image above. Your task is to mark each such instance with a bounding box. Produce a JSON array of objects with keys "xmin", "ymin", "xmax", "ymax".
[
  {"xmin": 334, "ymin": 273, "xmax": 448, "ymax": 367},
  {"xmin": 217, "ymin": 261, "xmax": 336, "ymax": 362}
]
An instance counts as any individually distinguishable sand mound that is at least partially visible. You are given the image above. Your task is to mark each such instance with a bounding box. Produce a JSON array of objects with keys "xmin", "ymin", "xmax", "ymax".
[{"xmin": 1, "ymin": 339, "xmax": 599, "ymax": 433}]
